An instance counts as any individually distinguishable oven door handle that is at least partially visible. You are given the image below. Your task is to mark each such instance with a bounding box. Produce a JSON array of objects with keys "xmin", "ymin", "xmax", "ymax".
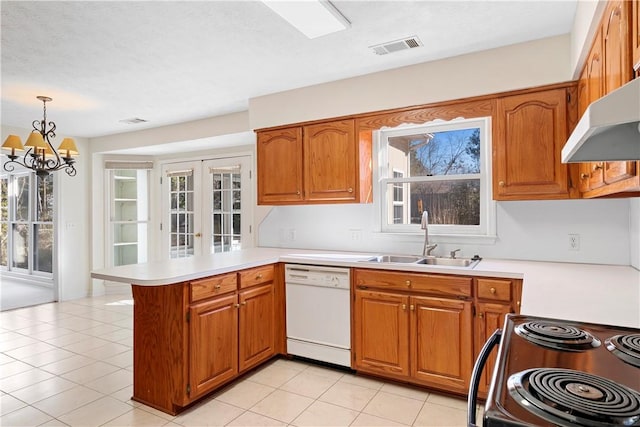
[{"xmin": 467, "ymin": 328, "xmax": 502, "ymax": 427}]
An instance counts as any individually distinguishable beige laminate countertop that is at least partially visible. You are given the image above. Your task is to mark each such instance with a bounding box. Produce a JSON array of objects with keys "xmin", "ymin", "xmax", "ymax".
[{"xmin": 91, "ymin": 247, "xmax": 640, "ymax": 328}]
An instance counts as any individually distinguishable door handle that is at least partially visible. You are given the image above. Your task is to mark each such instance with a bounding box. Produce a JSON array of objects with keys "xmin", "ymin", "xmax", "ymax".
[{"xmin": 194, "ymin": 232, "xmax": 202, "ymax": 238}]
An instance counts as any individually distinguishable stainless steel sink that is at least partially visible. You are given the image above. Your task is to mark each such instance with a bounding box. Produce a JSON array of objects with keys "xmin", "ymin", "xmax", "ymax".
[
  {"xmin": 363, "ymin": 254, "xmax": 480, "ymax": 268},
  {"xmin": 418, "ymin": 257, "xmax": 479, "ymax": 268},
  {"xmin": 365, "ymin": 255, "xmax": 426, "ymax": 264}
]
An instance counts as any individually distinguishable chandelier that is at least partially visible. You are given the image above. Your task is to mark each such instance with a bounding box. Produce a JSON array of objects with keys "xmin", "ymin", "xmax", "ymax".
[{"xmin": 2, "ymin": 96, "xmax": 78, "ymax": 177}]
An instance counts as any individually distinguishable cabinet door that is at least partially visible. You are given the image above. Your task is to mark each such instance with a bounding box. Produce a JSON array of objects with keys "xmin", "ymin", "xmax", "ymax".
[
  {"xmin": 257, "ymin": 127, "xmax": 304, "ymax": 204},
  {"xmin": 238, "ymin": 283, "xmax": 275, "ymax": 372},
  {"xmin": 633, "ymin": 0, "xmax": 640, "ymax": 72},
  {"xmin": 410, "ymin": 296, "xmax": 473, "ymax": 393},
  {"xmin": 303, "ymin": 119, "xmax": 357, "ymax": 202},
  {"xmin": 353, "ymin": 289, "xmax": 410, "ymax": 378},
  {"xmin": 189, "ymin": 293, "xmax": 238, "ymax": 399},
  {"xmin": 474, "ymin": 302, "xmax": 513, "ymax": 395},
  {"xmin": 494, "ymin": 88, "xmax": 572, "ymax": 200}
]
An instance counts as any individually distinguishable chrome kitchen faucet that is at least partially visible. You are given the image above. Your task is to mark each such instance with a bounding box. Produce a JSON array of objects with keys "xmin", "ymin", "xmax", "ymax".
[{"xmin": 421, "ymin": 211, "xmax": 437, "ymax": 257}]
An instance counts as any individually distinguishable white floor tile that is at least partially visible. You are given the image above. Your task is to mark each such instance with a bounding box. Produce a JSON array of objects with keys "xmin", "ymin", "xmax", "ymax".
[
  {"xmin": 351, "ymin": 412, "xmax": 409, "ymax": 426},
  {"xmin": 0, "ymin": 404, "xmax": 53, "ymax": 426},
  {"xmin": 413, "ymin": 402, "xmax": 467, "ymax": 427},
  {"xmin": 279, "ymin": 370, "xmax": 339, "ymax": 399},
  {"xmin": 291, "ymin": 400, "xmax": 359, "ymax": 426},
  {"xmin": 39, "ymin": 354, "xmax": 95, "ymax": 375},
  {"xmin": 380, "ymin": 382, "xmax": 430, "ymax": 401},
  {"xmin": 19, "ymin": 348, "xmax": 76, "ymax": 368},
  {"xmin": 250, "ymin": 389, "xmax": 314, "ymax": 423},
  {"xmin": 226, "ymin": 411, "xmax": 287, "ymax": 426},
  {"xmin": 32, "ymin": 385, "xmax": 104, "ymax": 417},
  {"xmin": 173, "ymin": 398, "xmax": 244, "ymax": 426},
  {"xmin": 426, "ymin": 393, "xmax": 467, "ymax": 411},
  {"xmin": 58, "ymin": 395, "xmax": 133, "ymax": 426},
  {"xmin": 317, "ymin": 380, "xmax": 377, "ymax": 411},
  {"xmin": 1, "ymin": 392, "xmax": 28, "ymax": 413},
  {"xmin": 246, "ymin": 363, "xmax": 302, "ymax": 388},
  {"xmin": 1, "ymin": 368, "xmax": 55, "ymax": 393},
  {"xmin": 59, "ymin": 361, "xmax": 121, "ymax": 384},
  {"xmin": 215, "ymin": 379, "xmax": 275, "ymax": 409},
  {"xmin": 84, "ymin": 368, "xmax": 132, "ymax": 394},
  {"xmin": 102, "ymin": 407, "xmax": 172, "ymax": 426},
  {"xmin": 362, "ymin": 391, "xmax": 424, "ymax": 425},
  {"xmin": 11, "ymin": 376, "xmax": 77, "ymax": 404}
]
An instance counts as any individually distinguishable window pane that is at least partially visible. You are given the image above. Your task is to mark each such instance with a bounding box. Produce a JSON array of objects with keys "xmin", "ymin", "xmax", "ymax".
[
  {"xmin": 388, "ymin": 128, "xmax": 480, "ymax": 177},
  {"xmin": 1, "ymin": 176, "xmax": 8, "ymax": 221},
  {"xmin": 385, "ymin": 180, "xmax": 480, "ymax": 226},
  {"xmin": 15, "ymin": 175, "xmax": 29, "ymax": 221},
  {"xmin": 1, "ymin": 222, "xmax": 7, "ymax": 267},
  {"xmin": 12, "ymin": 223, "xmax": 29, "ymax": 269},
  {"xmin": 34, "ymin": 224, "xmax": 53, "ymax": 273}
]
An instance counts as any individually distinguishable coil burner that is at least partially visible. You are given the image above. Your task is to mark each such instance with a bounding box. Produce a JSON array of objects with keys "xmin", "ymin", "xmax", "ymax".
[
  {"xmin": 606, "ymin": 334, "xmax": 640, "ymax": 368},
  {"xmin": 514, "ymin": 320, "xmax": 601, "ymax": 351},
  {"xmin": 508, "ymin": 368, "xmax": 640, "ymax": 426}
]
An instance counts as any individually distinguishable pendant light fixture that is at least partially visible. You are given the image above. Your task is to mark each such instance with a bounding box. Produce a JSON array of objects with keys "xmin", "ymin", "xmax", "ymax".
[{"xmin": 2, "ymin": 96, "xmax": 78, "ymax": 177}]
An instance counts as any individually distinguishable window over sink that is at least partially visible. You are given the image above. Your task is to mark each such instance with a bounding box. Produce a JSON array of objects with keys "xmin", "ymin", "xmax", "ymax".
[{"xmin": 375, "ymin": 117, "xmax": 496, "ymax": 241}]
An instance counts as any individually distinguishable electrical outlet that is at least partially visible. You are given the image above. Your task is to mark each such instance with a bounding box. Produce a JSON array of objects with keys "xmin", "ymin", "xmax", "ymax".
[
  {"xmin": 569, "ymin": 234, "xmax": 580, "ymax": 251},
  {"xmin": 288, "ymin": 228, "xmax": 296, "ymax": 241},
  {"xmin": 350, "ymin": 229, "xmax": 362, "ymax": 241}
]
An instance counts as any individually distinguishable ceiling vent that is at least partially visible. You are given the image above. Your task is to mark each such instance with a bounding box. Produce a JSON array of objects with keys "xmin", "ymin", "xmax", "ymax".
[
  {"xmin": 370, "ymin": 36, "xmax": 423, "ymax": 55},
  {"xmin": 119, "ymin": 118, "xmax": 148, "ymax": 124}
]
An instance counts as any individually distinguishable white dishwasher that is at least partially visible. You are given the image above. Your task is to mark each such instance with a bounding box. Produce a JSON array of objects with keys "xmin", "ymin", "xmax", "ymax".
[{"xmin": 285, "ymin": 264, "xmax": 351, "ymax": 367}]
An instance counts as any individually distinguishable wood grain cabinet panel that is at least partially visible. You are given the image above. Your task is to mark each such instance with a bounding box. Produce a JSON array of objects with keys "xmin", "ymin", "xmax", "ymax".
[
  {"xmin": 410, "ymin": 296, "xmax": 473, "ymax": 392},
  {"xmin": 353, "ymin": 289, "xmax": 410, "ymax": 378},
  {"xmin": 494, "ymin": 88, "xmax": 574, "ymax": 200},
  {"xmin": 633, "ymin": 0, "xmax": 640, "ymax": 72},
  {"xmin": 257, "ymin": 127, "xmax": 304, "ymax": 204},
  {"xmin": 190, "ymin": 273, "xmax": 237, "ymax": 302},
  {"xmin": 238, "ymin": 283, "xmax": 275, "ymax": 372},
  {"xmin": 303, "ymin": 120, "xmax": 357, "ymax": 202},
  {"xmin": 474, "ymin": 302, "xmax": 513, "ymax": 395},
  {"xmin": 189, "ymin": 294, "xmax": 238, "ymax": 399}
]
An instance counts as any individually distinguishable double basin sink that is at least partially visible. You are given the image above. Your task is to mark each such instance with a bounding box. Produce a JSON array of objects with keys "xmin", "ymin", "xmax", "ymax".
[{"xmin": 363, "ymin": 254, "xmax": 480, "ymax": 268}]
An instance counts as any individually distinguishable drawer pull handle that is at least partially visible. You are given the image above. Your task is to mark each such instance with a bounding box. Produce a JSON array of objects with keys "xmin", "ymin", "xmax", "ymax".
[
  {"xmin": 241, "ymin": 301, "xmax": 247, "ymax": 306},
  {"xmin": 256, "ymin": 274, "xmax": 263, "ymax": 280},
  {"xmin": 479, "ymin": 312, "xmax": 484, "ymax": 318},
  {"xmin": 234, "ymin": 303, "xmax": 240, "ymax": 308},
  {"xmin": 490, "ymin": 287, "xmax": 496, "ymax": 294},
  {"xmin": 214, "ymin": 285, "xmax": 221, "ymax": 290},
  {"xmin": 348, "ymin": 187, "xmax": 353, "ymax": 193},
  {"xmin": 405, "ymin": 280, "xmax": 411, "ymax": 287},
  {"xmin": 410, "ymin": 304, "xmax": 415, "ymax": 311},
  {"xmin": 402, "ymin": 304, "xmax": 407, "ymax": 310},
  {"xmin": 498, "ymin": 181, "xmax": 505, "ymax": 187},
  {"xmin": 580, "ymin": 173, "xmax": 589, "ymax": 180}
]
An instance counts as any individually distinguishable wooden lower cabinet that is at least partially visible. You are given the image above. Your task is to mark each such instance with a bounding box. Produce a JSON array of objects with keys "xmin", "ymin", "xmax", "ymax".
[
  {"xmin": 238, "ymin": 284, "xmax": 276, "ymax": 372},
  {"xmin": 131, "ymin": 264, "xmax": 278, "ymax": 415},
  {"xmin": 474, "ymin": 302, "xmax": 513, "ymax": 395},
  {"xmin": 411, "ymin": 296, "xmax": 473, "ymax": 392},
  {"xmin": 352, "ymin": 269, "xmax": 474, "ymax": 395},
  {"xmin": 189, "ymin": 293, "xmax": 238, "ymax": 399},
  {"xmin": 353, "ymin": 290, "xmax": 410, "ymax": 377}
]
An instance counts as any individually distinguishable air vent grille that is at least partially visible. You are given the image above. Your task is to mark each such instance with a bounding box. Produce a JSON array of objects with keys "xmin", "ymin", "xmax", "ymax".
[{"xmin": 370, "ymin": 36, "xmax": 423, "ymax": 55}]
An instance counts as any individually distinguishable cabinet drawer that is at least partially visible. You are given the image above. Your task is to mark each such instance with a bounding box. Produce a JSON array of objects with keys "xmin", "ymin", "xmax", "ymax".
[
  {"xmin": 190, "ymin": 273, "xmax": 237, "ymax": 302},
  {"xmin": 354, "ymin": 269, "xmax": 471, "ymax": 298},
  {"xmin": 476, "ymin": 279, "xmax": 512, "ymax": 302},
  {"xmin": 238, "ymin": 264, "xmax": 275, "ymax": 289}
]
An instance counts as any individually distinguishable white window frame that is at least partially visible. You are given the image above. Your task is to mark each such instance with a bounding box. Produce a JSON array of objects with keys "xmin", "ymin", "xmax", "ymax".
[{"xmin": 374, "ymin": 117, "xmax": 496, "ymax": 242}]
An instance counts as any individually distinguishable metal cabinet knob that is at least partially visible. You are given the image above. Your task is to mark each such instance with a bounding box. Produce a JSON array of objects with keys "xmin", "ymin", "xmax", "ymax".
[
  {"xmin": 498, "ymin": 181, "xmax": 505, "ymax": 187},
  {"xmin": 256, "ymin": 274, "xmax": 263, "ymax": 280},
  {"xmin": 195, "ymin": 232, "xmax": 202, "ymax": 237},
  {"xmin": 593, "ymin": 163, "xmax": 603, "ymax": 171},
  {"xmin": 402, "ymin": 304, "xmax": 407, "ymax": 310},
  {"xmin": 490, "ymin": 287, "xmax": 496, "ymax": 294},
  {"xmin": 479, "ymin": 312, "xmax": 484, "ymax": 319},
  {"xmin": 580, "ymin": 173, "xmax": 589, "ymax": 180},
  {"xmin": 405, "ymin": 280, "xmax": 411, "ymax": 287},
  {"xmin": 241, "ymin": 301, "xmax": 247, "ymax": 306},
  {"xmin": 234, "ymin": 303, "xmax": 240, "ymax": 308},
  {"xmin": 214, "ymin": 285, "xmax": 221, "ymax": 290},
  {"xmin": 296, "ymin": 190, "xmax": 301, "ymax": 195},
  {"xmin": 410, "ymin": 305, "xmax": 415, "ymax": 311},
  {"xmin": 348, "ymin": 187, "xmax": 353, "ymax": 193}
]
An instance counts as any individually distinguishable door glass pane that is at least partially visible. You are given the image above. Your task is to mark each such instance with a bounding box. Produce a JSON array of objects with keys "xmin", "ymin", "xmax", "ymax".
[
  {"xmin": 15, "ymin": 175, "xmax": 29, "ymax": 221},
  {"xmin": 1, "ymin": 177, "xmax": 7, "ymax": 267},
  {"xmin": 169, "ymin": 173, "xmax": 195, "ymax": 258},
  {"xmin": 34, "ymin": 223, "xmax": 53, "ymax": 273},
  {"xmin": 12, "ymin": 223, "xmax": 29, "ymax": 269},
  {"xmin": 36, "ymin": 175, "xmax": 54, "ymax": 222},
  {"xmin": 209, "ymin": 166, "xmax": 241, "ymax": 254},
  {"xmin": 1, "ymin": 176, "xmax": 8, "ymax": 221}
]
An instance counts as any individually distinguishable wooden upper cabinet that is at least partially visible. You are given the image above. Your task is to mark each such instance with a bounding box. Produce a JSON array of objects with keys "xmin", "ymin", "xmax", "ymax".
[
  {"xmin": 257, "ymin": 118, "xmax": 370, "ymax": 205},
  {"xmin": 603, "ymin": 0, "xmax": 632, "ymax": 93},
  {"xmin": 303, "ymin": 119, "xmax": 357, "ymax": 202},
  {"xmin": 633, "ymin": 0, "xmax": 640, "ymax": 72},
  {"xmin": 494, "ymin": 87, "xmax": 574, "ymax": 200},
  {"xmin": 257, "ymin": 127, "xmax": 304, "ymax": 204}
]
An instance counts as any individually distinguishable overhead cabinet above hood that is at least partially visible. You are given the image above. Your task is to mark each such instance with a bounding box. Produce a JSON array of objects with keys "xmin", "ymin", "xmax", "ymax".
[{"xmin": 561, "ymin": 78, "xmax": 640, "ymax": 163}]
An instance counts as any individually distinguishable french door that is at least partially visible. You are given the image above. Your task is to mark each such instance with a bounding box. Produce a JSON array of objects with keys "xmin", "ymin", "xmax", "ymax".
[{"xmin": 161, "ymin": 156, "xmax": 252, "ymax": 259}]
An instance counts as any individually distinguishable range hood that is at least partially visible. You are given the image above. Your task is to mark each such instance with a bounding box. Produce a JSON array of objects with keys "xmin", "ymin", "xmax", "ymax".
[{"xmin": 561, "ymin": 78, "xmax": 640, "ymax": 163}]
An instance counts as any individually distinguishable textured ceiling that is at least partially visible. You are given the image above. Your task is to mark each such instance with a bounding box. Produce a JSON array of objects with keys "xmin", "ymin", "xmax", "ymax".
[{"xmin": 1, "ymin": 1, "xmax": 577, "ymax": 139}]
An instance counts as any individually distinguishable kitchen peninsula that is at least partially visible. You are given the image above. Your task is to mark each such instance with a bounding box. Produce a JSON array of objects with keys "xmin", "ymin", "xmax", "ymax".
[{"xmin": 91, "ymin": 247, "xmax": 640, "ymax": 414}]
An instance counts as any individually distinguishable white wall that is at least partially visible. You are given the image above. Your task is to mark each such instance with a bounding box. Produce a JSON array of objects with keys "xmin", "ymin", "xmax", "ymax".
[
  {"xmin": 258, "ymin": 199, "xmax": 632, "ymax": 266},
  {"xmin": 630, "ymin": 198, "xmax": 640, "ymax": 269},
  {"xmin": 1, "ymin": 125, "xmax": 91, "ymax": 301},
  {"xmin": 249, "ymin": 35, "xmax": 572, "ymax": 129}
]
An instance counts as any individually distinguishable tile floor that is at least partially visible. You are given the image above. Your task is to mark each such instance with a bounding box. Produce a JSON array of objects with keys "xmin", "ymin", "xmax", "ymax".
[{"xmin": 1, "ymin": 294, "xmax": 483, "ymax": 426}]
